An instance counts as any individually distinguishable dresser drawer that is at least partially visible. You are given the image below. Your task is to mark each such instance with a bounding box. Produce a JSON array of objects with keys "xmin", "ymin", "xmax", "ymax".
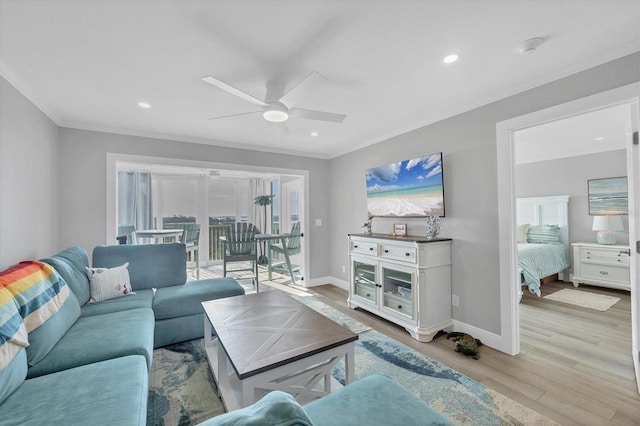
[
  {"xmin": 581, "ymin": 263, "xmax": 629, "ymax": 284},
  {"xmin": 581, "ymin": 247, "xmax": 630, "ymax": 267},
  {"xmin": 379, "ymin": 243, "xmax": 416, "ymax": 263},
  {"xmin": 351, "ymin": 240, "xmax": 378, "ymax": 256}
]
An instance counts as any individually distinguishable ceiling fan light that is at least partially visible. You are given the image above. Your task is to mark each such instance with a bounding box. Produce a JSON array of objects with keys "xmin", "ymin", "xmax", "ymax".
[
  {"xmin": 263, "ymin": 109, "xmax": 289, "ymax": 122},
  {"xmin": 443, "ymin": 54, "xmax": 459, "ymax": 64}
]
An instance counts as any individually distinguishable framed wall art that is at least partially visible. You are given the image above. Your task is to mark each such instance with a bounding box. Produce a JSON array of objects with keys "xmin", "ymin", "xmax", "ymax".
[
  {"xmin": 588, "ymin": 176, "xmax": 628, "ymax": 215},
  {"xmin": 366, "ymin": 152, "xmax": 445, "ymax": 217}
]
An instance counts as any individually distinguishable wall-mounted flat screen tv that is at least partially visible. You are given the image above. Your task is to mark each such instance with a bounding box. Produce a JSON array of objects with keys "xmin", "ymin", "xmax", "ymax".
[{"xmin": 366, "ymin": 152, "xmax": 445, "ymax": 217}]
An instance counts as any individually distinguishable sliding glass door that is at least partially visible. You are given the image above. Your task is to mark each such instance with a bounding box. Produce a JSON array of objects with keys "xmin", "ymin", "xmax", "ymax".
[
  {"xmin": 207, "ymin": 179, "xmax": 249, "ymax": 262},
  {"xmin": 271, "ymin": 179, "xmax": 280, "ymax": 234},
  {"xmin": 155, "ymin": 178, "xmax": 198, "ymax": 229},
  {"xmin": 150, "ymin": 176, "xmax": 249, "ymax": 264},
  {"xmin": 115, "ymin": 164, "xmax": 305, "ymax": 281},
  {"xmin": 279, "ymin": 177, "xmax": 304, "ymax": 282}
]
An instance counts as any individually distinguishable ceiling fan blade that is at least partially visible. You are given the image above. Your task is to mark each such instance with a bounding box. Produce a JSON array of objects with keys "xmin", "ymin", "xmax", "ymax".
[
  {"xmin": 208, "ymin": 111, "xmax": 261, "ymax": 120},
  {"xmin": 289, "ymin": 108, "xmax": 346, "ymax": 123},
  {"xmin": 279, "ymin": 71, "xmax": 326, "ymax": 108},
  {"xmin": 202, "ymin": 76, "xmax": 267, "ymax": 107}
]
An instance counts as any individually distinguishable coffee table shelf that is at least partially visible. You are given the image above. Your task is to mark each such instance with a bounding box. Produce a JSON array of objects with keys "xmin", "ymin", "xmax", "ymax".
[{"xmin": 202, "ymin": 291, "xmax": 357, "ymax": 411}]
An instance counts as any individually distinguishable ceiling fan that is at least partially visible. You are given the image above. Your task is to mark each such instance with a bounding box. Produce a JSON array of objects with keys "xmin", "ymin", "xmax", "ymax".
[{"xmin": 202, "ymin": 72, "xmax": 346, "ymax": 124}]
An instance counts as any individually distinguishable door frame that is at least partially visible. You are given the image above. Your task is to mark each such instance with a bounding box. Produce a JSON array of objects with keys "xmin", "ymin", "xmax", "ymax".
[
  {"xmin": 626, "ymin": 101, "xmax": 640, "ymax": 391},
  {"xmin": 281, "ymin": 177, "xmax": 305, "ymax": 282},
  {"xmin": 106, "ymin": 153, "xmax": 310, "ymax": 285},
  {"xmin": 495, "ymin": 83, "xmax": 640, "ymax": 379}
]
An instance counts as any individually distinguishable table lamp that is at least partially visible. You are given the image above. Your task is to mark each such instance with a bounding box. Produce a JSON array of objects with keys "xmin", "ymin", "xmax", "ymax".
[{"xmin": 592, "ymin": 215, "xmax": 623, "ymax": 245}]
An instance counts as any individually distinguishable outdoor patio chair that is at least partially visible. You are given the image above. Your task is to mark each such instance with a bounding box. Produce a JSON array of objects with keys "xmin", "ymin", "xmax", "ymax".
[
  {"xmin": 269, "ymin": 221, "xmax": 301, "ymax": 284},
  {"xmin": 180, "ymin": 224, "xmax": 201, "ymax": 279},
  {"xmin": 117, "ymin": 224, "xmax": 137, "ymax": 245},
  {"xmin": 222, "ymin": 222, "xmax": 260, "ymax": 285}
]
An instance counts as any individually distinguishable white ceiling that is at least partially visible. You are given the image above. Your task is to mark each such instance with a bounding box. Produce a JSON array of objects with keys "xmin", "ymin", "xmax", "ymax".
[
  {"xmin": 1, "ymin": 1, "xmax": 638, "ymax": 159},
  {"xmin": 514, "ymin": 103, "xmax": 631, "ymax": 165}
]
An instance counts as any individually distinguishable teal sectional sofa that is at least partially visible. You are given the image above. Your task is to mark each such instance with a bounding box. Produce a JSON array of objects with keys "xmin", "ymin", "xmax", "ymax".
[
  {"xmin": 0, "ymin": 243, "xmax": 245, "ymax": 426},
  {"xmin": 90, "ymin": 243, "xmax": 245, "ymax": 347},
  {"xmin": 198, "ymin": 374, "xmax": 454, "ymax": 426}
]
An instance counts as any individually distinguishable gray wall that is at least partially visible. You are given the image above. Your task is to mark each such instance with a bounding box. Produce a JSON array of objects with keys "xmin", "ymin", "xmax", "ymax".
[
  {"xmin": 328, "ymin": 53, "xmax": 639, "ymax": 334},
  {"xmin": 1, "ymin": 52, "xmax": 638, "ymax": 338},
  {"xmin": 57, "ymin": 128, "xmax": 331, "ymax": 279},
  {"xmin": 515, "ymin": 149, "xmax": 629, "ymax": 249},
  {"xmin": 0, "ymin": 77, "xmax": 59, "ymax": 269}
]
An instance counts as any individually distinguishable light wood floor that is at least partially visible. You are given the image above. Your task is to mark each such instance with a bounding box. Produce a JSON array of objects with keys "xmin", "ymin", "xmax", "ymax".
[{"xmin": 310, "ymin": 281, "xmax": 640, "ymax": 426}]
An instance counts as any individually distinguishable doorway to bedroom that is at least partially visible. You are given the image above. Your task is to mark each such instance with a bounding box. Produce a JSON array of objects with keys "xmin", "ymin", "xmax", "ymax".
[
  {"xmin": 512, "ymin": 105, "xmax": 635, "ymax": 406},
  {"xmin": 497, "ymin": 84, "xmax": 639, "ymax": 401}
]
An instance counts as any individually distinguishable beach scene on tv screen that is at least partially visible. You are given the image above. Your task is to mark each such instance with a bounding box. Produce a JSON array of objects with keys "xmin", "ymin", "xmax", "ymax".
[{"xmin": 366, "ymin": 153, "xmax": 444, "ymax": 217}]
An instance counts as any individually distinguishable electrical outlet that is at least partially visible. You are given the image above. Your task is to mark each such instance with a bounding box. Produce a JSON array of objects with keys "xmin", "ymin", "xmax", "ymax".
[
  {"xmin": 341, "ymin": 265, "xmax": 346, "ymax": 274},
  {"xmin": 451, "ymin": 295, "xmax": 459, "ymax": 307},
  {"xmin": 315, "ymin": 218, "xmax": 322, "ymax": 226}
]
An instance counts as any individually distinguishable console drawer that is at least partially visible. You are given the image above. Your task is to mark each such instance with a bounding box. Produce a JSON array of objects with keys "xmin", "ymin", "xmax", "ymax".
[
  {"xmin": 383, "ymin": 292, "xmax": 413, "ymax": 317},
  {"xmin": 355, "ymin": 282, "xmax": 376, "ymax": 302},
  {"xmin": 351, "ymin": 240, "xmax": 378, "ymax": 256},
  {"xmin": 379, "ymin": 243, "xmax": 417, "ymax": 263}
]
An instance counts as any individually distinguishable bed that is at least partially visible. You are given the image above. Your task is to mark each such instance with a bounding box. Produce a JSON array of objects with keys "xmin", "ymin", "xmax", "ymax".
[{"xmin": 516, "ymin": 196, "xmax": 571, "ymax": 297}]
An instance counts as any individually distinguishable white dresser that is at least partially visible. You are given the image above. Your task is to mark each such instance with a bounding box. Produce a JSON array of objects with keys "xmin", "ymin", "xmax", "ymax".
[
  {"xmin": 347, "ymin": 233, "xmax": 452, "ymax": 342},
  {"xmin": 570, "ymin": 242, "xmax": 631, "ymax": 291}
]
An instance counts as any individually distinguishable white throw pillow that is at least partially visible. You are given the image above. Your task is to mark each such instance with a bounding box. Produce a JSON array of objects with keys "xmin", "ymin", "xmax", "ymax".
[
  {"xmin": 85, "ymin": 263, "xmax": 134, "ymax": 303},
  {"xmin": 516, "ymin": 223, "xmax": 530, "ymax": 244}
]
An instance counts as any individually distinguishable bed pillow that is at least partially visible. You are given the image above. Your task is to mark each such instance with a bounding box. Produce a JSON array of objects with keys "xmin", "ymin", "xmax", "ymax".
[
  {"xmin": 85, "ymin": 263, "xmax": 134, "ymax": 303},
  {"xmin": 527, "ymin": 225, "xmax": 560, "ymax": 244},
  {"xmin": 516, "ymin": 224, "xmax": 530, "ymax": 243}
]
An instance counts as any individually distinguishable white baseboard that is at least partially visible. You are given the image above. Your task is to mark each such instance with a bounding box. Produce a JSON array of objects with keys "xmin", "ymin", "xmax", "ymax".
[
  {"xmin": 451, "ymin": 320, "xmax": 507, "ymax": 353},
  {"xmin": 300, "ymin": 282, "xmax": 512, "ymax": 355},
  {"xmin": 303, "ymin": 276, "xmax": 348, "ymax": 290},
  {"xmin": 328, "ymin": 276, "xmax": 348, "ymax": 290}
]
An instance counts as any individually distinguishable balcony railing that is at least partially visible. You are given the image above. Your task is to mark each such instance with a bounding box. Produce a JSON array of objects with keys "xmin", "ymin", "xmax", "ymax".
[
  {"xmin": 164, "ymin": 222, "xmax": 227, "ymax": 262},
  {"xmin": 208, "ymin": 224, "xmax": 227, "ymax": 261},
  {"xmin": 163, "ymin": 222, "xmax": 278, "ymax": 262}
]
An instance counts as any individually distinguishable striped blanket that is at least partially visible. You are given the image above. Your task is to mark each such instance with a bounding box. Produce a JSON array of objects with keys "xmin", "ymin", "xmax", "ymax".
[
  {"xmin": 517, "ymin": 243, "xmax": 569, "ymax": 296},
  {"xmin": 0, "ymin": 261, "xmax": 69, "ymax": 370}
]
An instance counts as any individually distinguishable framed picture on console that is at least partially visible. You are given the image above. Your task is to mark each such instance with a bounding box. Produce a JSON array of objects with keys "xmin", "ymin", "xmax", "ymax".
[{"xmin": 393, "ymin": 223, "xmax": 407, "ymax": 236}]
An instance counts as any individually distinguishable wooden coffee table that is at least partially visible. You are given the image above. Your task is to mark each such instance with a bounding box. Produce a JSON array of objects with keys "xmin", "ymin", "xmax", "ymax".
[{"xmin": 202, "ymin": 291, "xmax": 357, "ymax": 411}]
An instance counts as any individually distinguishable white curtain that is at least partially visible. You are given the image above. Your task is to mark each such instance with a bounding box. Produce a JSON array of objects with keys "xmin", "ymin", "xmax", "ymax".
[
  {"xmin": 118, "ymin": 172, "xmax": 153, "ymax": 230},
  {"xmin": 248, "ymin": 178, "xmax": 268, "ymax": 233}
]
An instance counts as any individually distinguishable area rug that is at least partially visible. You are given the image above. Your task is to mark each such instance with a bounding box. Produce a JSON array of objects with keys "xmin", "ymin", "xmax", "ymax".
[
  {"xmin": 543, "ymin": 288, "xmax": 620, "ymax": 311},
  {"xmin": 293, "ymin": 294, "xmax": 372, "ymax": 334},
  {"xmin": 148, "ymin": 296, "xmax": 556, "ymax": 425},
  {"xmin": 148, "ymin": 340, "xmax": 224, "ymax": 426},
  {"xmin": 332, "ymin": 328, "xmax": 555, "ymax": 425}
]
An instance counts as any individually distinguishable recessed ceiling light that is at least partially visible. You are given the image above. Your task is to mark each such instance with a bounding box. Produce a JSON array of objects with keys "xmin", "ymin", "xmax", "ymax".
[
  {"xmin": 516, "ymin": 37, "xmax": 544, "ymax": 55},
  {"xmin": 595, "ymin": 137, "xmax": 606, "ymax": 142},
  {"xmin": 310, "ymin": 131, "xmax": 319, "ymax": 137},
  {"xmin": 138, "ymin": 102, "xmax": 151, "ymax": 109},
  {"xmin": 443, "ymin": 54, "xmax": 459, "ymax": 64}
]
